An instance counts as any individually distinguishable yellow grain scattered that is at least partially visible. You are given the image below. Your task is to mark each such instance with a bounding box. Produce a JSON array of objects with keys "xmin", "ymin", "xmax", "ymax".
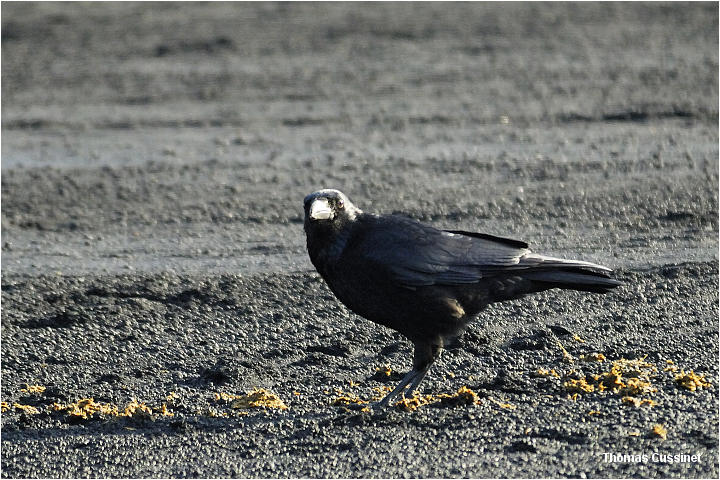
[
  {"xmin": 123, "ymin": 399, "xmax": 153, "ymax": 418},
  {"xmin": 20, "ymin": 384, "xmax": 46, "ymax": 394},
  {"xmin": 556, "ymin": 340, "xmax": 574, "ymax": 363},
  {"xmin": 52, "ymin": 398, "xmax": 118, "ymax": 419},
  {"xmin": 214, "ymin": 392, "xmax": 242, "ymax": 403},
  {"xmin": 663, "ymin": 364, "xmax": 679, "ymax": 373},
  {"xmin": 620, "ymin": 377, "xmax": 656, "ymax": 396},
  {"xmin": 370, "ymin": 385, "xmax": 393, "ymax": 401},
  {"xmin": 652, "ymin": 424, "xmax": 667, "ymax": 440},
  {"xmin": 449, "ymin": 386, "xmax": 481, "ymax": 404},
  {"xmin": 155, "ymin": 403, "xmax": 174, "ymax": 417},
  {"xmin": 567, "ymin": 357, "xmax": 657, "ymax": 398},
  {"xmin": 536, "ymin": 368, "xmax": 560, "ymax": 378},
  {"xmin": 394, "ymin": 395, "xmax": 436, "ymax": 412},
  {"xmin": 51, "ymin": 398, "xmax": 160, "ymax": 419},
  {"xmin": 333, "ymin": 393, "xmax": 368, "ymax": 406},
  {"xmin": 394, "ymin": 386, "xmax": 481, "ymax": 412},
  {"xmin": 621, "ymin": 396, "xmax": 657, "ymax": 407},
  {"xmin": 230, "ymin": 388, "xmax": 288, "ymax": 410},
  {"xmin": 674, "ymin": 371, "xmax": 711, "ymax": 391},
  {"xmin": 580, "ymin": 353, "xmax": 606, "ymax": 362},
  {"xmin": 495, "ymin": 401, "xmax": 517, "ymax": 410},
  {"xmin": 564, "ymin": 378, "xmax": 595, "ymax": 393},
  {"xmin": 13, "ymin": 403, "xmax": 40, "ymax": 414}
]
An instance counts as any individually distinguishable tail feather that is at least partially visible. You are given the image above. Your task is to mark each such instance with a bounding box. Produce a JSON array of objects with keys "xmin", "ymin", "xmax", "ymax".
[
  {"xmin": 521, "ymin": 254, "xmax": 623, "ymax": 293},
  {"xmin": 523, "ymin": 268, "xmax": 623, "ymax": 293}
]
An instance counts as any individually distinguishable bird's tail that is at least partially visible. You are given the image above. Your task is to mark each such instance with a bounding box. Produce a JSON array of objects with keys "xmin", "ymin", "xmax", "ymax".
[{"xmin": 521, "ymin": 254, "xmax": 623, "ymax": 293}]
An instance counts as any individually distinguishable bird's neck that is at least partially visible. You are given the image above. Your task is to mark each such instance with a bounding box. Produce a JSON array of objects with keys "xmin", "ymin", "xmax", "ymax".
[{"xmin": 307, "ymin": 221, "xmax": 354, "ymax": 267}]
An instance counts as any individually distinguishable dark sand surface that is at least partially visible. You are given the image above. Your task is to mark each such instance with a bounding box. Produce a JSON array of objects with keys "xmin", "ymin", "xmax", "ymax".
[{"xmin": 1, "ymin": 2, "xmax": 718, "ymax": 478}]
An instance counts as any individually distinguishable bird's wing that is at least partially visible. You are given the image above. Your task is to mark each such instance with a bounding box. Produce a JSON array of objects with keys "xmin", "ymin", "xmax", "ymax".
[{"xmin": 349, "ymin": 216, "xmax": 534, "ymax": 288}]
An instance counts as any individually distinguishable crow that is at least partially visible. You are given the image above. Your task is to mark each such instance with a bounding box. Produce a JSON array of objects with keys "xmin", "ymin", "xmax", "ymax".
[{"xmin": 303, "ymin": 188, "xmax": 622, "ymax": 407}]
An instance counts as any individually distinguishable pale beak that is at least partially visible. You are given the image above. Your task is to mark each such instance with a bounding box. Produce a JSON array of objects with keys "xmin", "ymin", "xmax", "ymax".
[{"xmin": 309, "ymin": 198, "xmax": 334, "ymax": 220}]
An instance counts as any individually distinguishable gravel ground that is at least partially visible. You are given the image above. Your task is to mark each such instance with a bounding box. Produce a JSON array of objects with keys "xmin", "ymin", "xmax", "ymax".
[{"xmin": 1, "ymin": 2, "xmax": 718, "ymax": 478}]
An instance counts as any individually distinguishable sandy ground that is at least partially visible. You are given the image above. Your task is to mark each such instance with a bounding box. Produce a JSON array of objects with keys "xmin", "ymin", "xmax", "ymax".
[{"xmin": 1, "ymin": 2, "xmax": 718, "ymax": 478}]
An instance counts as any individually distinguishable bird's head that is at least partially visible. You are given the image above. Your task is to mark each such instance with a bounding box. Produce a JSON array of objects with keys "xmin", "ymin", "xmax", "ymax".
[{"xmin": 303, "ymin": 189, "xmax": 362, "ymax": 232}]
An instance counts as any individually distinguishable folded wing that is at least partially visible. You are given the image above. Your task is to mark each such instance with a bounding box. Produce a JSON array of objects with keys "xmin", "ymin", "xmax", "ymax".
[{"xmin": 353, "ymin": 216, "xmax": 615, "ymax": 289}]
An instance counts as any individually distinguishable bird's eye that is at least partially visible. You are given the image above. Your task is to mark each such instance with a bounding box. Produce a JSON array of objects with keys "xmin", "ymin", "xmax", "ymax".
[{"xmin": 337, "ymin": 199, "xmax": 344, "ymax": 209}]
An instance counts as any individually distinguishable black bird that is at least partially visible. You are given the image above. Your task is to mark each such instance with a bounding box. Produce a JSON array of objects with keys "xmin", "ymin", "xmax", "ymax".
[{"xmin": 303, "ymin": 189, "xmax": 622, "ymax": 407}]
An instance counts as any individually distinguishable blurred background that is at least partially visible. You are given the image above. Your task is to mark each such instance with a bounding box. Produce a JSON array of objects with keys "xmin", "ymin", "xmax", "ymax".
[
  {"xmin": 1, "ymin": 4, "xmax": 718, "ymax": 478},
  {"xmin": 2, "ymin": 1, "xmax": 718, "ymax": 275}
]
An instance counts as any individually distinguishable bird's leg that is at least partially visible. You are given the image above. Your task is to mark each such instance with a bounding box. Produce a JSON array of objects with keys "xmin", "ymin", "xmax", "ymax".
[
  {"xmin": 405, "ymin": 342, "xmax": 443, "ymax": 397},
  {"xmin": 373, "ymin": 340, "xmax": 443, "ymax": 409}
]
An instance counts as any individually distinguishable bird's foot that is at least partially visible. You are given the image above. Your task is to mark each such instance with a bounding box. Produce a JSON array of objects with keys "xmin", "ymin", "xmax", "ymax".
[{"xmin": 369, "ymin": 397, "xmax": 393, "ymax": 411}]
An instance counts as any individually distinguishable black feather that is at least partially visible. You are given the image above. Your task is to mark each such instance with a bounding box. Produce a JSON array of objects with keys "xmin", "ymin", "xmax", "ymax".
[{"xmin": 444, "ymin": 230, "xmax": 529, "ymax": 249}]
